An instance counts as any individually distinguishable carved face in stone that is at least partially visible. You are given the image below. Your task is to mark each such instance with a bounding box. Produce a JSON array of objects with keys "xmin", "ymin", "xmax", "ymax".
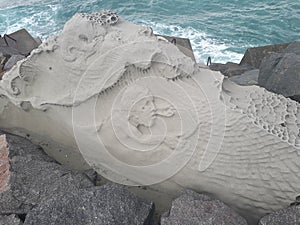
[
  {"xmin": 120, "ymin": 85, "xmax": 157, "ymax": 129},
  {"xmin": 129, "ymin": 96, "xmax": 156, "ymax": 128}
]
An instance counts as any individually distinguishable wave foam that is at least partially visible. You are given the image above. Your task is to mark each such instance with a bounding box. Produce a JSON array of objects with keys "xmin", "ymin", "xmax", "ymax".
[{"xmin": 137, "ymin": 21, "xmax": 244, "ymax": 64}]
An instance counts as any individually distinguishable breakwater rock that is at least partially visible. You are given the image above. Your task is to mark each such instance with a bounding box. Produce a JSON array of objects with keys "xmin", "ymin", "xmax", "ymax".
[{"xmin": 210, "ymin": 40, "xmax": 300, "ymax": 103}]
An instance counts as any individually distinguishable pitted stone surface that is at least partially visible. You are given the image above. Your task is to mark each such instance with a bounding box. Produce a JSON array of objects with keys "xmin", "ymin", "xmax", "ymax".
[{"xmin": 80, "ymin": 10, "xmax": 119, "ymax": 25}]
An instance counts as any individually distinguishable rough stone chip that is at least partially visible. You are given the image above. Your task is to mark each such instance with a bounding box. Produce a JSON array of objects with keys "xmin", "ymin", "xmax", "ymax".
[
  {"xmin": 24, "ymin": 183, "xmax": 154, "ymax": 225},
  {"xmin": 161, "ymin": 189, "xmax": 247, "ymax": 225}
]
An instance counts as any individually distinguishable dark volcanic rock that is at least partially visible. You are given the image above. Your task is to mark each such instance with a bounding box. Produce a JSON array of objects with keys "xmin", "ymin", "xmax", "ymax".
[
  {"xmin": 259, "ymin": 205, "xmax": 300, "ymax": 225},
  {"xmin": 161, "ymin": 189, "xmax": 247, "ymax": 225},
  {"xmin": 0, "ymin": 214, "xmax": 23, "ymax": 225},
  {"xmin": 258, "ymin": 52, "xmax": 300, "ymax": 100},
  {"xmin": 0, "ymin": 132, "xmax": 94, "ymax": 215},
  {"xmin": 24, "ymin": 183, "xmax": 154, "ymax": 225},
  {"xmin": 240, "ymin": 42, "xmax": 289, "ymax": 68}
]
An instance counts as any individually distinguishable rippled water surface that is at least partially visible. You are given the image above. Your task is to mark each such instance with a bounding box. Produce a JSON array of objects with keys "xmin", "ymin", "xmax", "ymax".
[{"xmin": 1, "ymin": 0, "xmax": 299, "ymax": 63}]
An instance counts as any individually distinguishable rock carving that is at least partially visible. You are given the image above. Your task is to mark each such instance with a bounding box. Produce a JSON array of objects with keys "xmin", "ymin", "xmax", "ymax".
[{"xmin": 0, "ymin": 11, "xmax": 299, "ymax": 223}]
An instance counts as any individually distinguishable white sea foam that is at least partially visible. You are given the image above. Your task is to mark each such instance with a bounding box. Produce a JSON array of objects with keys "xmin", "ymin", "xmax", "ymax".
[{"xmin": 138, "ymin": 21, "xmax": 244, "ymax": 64}]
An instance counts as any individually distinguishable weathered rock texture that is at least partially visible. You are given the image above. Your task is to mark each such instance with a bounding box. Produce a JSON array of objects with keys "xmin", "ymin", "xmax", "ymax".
[
  {"xmin": 0, "ymin": 11, "xmax": 299, "ymax": 225},
  {"xmin": 24, "ymin": 183, "xmax": 154, "ymax": 225},
  {"xmin": 161, "ymin": 189, "xmax": 247, "ymax": 225}
]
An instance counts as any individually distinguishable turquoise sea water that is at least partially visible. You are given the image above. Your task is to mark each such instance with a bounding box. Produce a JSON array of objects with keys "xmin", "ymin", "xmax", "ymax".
[{"xmin": 0, "ymin": 0, "xmax": 299, "ymax": 63}]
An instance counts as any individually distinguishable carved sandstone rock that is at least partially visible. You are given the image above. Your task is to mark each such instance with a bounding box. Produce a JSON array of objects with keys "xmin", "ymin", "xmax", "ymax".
[{"xmin": 0, "ymin": 11, "xmax": 299, "ymax": 224}]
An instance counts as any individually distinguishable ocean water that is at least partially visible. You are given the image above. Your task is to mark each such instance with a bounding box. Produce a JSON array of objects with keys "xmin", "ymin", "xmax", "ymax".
[{"xmin": 0, "ymin": 0, "xmax": 299, "ymax": 64}]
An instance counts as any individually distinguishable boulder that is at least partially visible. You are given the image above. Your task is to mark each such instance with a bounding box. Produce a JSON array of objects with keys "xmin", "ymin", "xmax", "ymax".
[
  {"xmin": 33, "ymin": 37, "xmax": 42, "ymax": 46},
  {"xmin": 284, "ymin": 40, "xmax": 300, "ymax": 55},
  {"xmin": 240, "ymin": 42, "xmax": 289, "ymax": 68},
  {"xmin": 0, "ymin": 132, "xmax": 94, "ymax": 215},
  {"xmin": 229, "ymin": 69, "xmax": 259, "ymax": 86},
  {"xmin": 0, "ymin": 29, "xmax": 41, "ymax": 61},
  {"xmin": 161, "ymin": 189, "xmax": 247, "ymax": 225},
  {"xmin": 3, "ymin": 55, "xmax": 25, "ymax": 71},
  {"xmin": 0, "ymin": 46, "xmax": 20, "ymax": 57},
  {"xmin": 2, "ymin": 29, "xmax": 40, "ymax": 56},
  {"xmin": 259, "ymin": 205, "xmax": 300, "ymax": 225},
  {"xmin": 258, "ymin": 52, "xmax": 300, "ymax": 101},
  {"xmin": 24, "ymin": 183, "xmax": 154, "ymax": 225},
  {"xmin": 209, "ymin": 62, "xmax": 254, "ymax": 77},
  {"xmin": 0, "ymin": 214, "xmax": 23, "ymax": 225}
]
